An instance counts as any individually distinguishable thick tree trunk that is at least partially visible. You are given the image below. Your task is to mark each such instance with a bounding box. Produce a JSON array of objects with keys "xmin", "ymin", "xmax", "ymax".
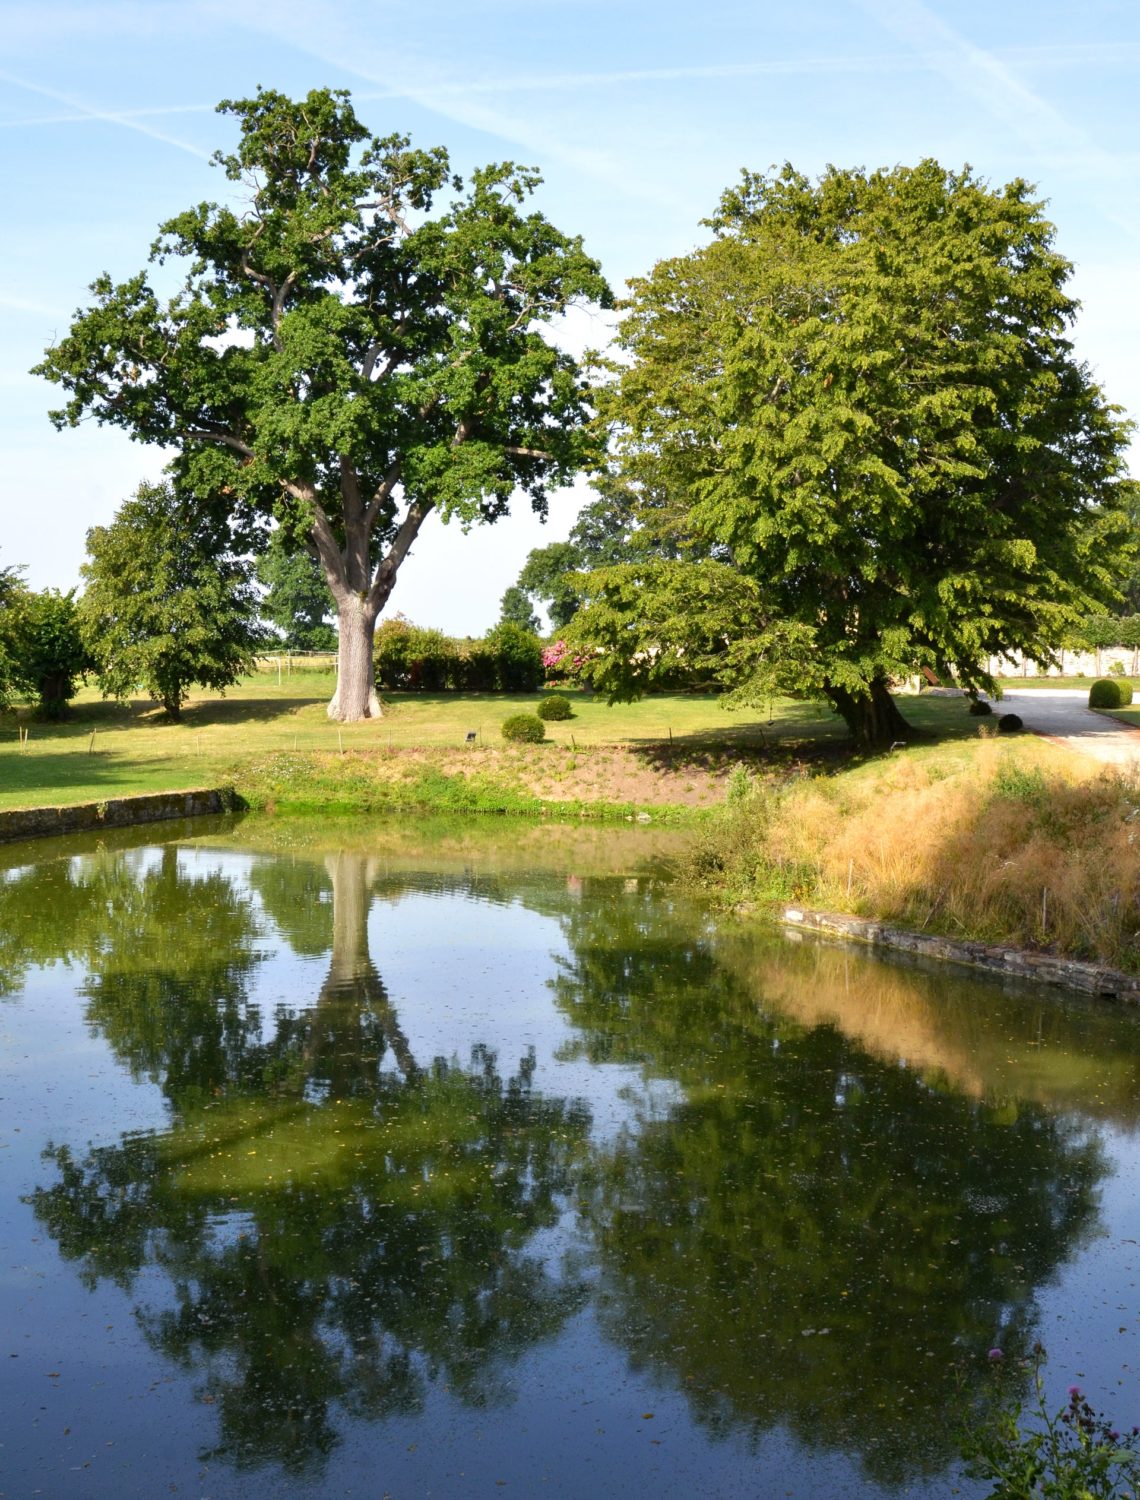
[
  {"xmin": 326, "ymin": 592, "xmax": 381, "ymax": 722},
  {"xmin": 312, "ymin": 852, "xmax": 420, "ymax": 1084},
  {"xmin": 828, "ymin": 677, "xmax": 913, "ymax": 750}
]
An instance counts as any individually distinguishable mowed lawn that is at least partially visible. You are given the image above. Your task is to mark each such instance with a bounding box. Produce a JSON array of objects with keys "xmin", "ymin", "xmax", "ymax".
[{"xmin": 0, "ymin": 667, "xmax": 992, "ymax": 811}]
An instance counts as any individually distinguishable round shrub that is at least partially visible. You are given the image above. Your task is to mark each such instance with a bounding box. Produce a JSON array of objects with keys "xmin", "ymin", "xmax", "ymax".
[
  {"xmin": 536, "ymin": 694, "xmax": 573, "ymax": 721},
  {"xmin": 501, "ymin": 713, "xmax": 545, "ymax": 744},
  {"xmin": 1089, "ymin": 677, "xmax": 1131, "ymax": 709},
  {"xmin": 997, "ymin": 713, "xmax": 1024, "ymax": 733},
  {"xmin": 967, "ymin": 699, "xmax": 993, "ymax": 716}
]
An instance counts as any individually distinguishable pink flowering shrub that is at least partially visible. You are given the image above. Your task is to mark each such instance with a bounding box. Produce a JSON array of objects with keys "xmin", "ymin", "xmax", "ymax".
[{"xmin": 542, "ymin": 639, "xmax": 591, "ymax": 686}]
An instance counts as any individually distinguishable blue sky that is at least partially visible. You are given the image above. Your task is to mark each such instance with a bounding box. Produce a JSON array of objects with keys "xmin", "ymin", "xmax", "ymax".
[{"xmin": 2, "ymin": 0, "xmax": 1138, "ymax": 632}]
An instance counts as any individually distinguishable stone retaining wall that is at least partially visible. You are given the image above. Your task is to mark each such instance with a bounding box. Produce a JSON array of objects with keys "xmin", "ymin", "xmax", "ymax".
[
  {"xmin": 0, "ymin": 788, "xmax": 240, "ymax": 844},
  {"xmin": 781, "ymin": 906, "xmax": 1140, "ymax": 1003}
]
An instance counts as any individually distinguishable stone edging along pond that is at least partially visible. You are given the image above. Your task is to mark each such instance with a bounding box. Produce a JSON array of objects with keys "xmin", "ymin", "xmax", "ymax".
[
  {"xmin": 781, "ymin": 905, "xmax": 1140, "ymax": 1004},
  {"xmin": 0, "ymin": 787, "xmax": 241, "ymax": 844}
]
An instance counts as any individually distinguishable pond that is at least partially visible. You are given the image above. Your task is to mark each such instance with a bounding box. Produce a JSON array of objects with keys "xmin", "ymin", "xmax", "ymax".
[{"xmin": 2, "ymin": 815, "xmax": 1140, "ymax": 1498}]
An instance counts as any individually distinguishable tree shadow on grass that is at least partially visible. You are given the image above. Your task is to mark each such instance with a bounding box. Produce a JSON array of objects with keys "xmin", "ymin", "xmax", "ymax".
[
  {"xmin": 13, "ymin": 691, "xmax": 334, "ymax": 736},
  {"xmin": 0, "ymin": 750, "xmax": 219, "ymax": 802},
  {"xmin": 624, "ymin": 693, "xmax": 986, "ymax": 776},
  {"xmin": 629, "ymin": 734, "xmax": 853, "ymax": 778},
  {"xmin": 180, "ymin": 695, "xmax": 323, "ymax": 727}
]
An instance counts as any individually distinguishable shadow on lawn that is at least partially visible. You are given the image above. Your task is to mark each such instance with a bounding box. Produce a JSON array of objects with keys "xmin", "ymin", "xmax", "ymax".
[
  {"xmin": 0, "ymin": 750, "xmax": 213, "ymax": 800},
  {"xmin": 624, "ymin": 692, "xmax": 984, "ymax": 775},
  {"xmin": 7, "ymin": 695, "xmax": 325, "ymax": 734}
]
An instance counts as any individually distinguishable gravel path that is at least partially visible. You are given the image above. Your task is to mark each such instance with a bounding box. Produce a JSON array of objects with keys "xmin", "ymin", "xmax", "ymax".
[{"xmin": 997, "ymin": 687, "xmax": 1140, "ymax": 766}]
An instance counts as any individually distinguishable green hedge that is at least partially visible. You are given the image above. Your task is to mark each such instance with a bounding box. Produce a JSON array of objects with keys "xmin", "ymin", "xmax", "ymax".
[
  {"xmin": 1089, "ymin": 677, "xmax": 1134, "ymax": 708},
  {"xmin": 374, "ymin": 618, "xmax": 544, "ymax": 692}
]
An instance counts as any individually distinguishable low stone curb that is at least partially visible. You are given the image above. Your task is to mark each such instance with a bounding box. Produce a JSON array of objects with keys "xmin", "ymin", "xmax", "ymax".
[
  {"xmin": 781, "ymin": 905, "xmax": 1140, "ymax": 1003},
  {"xmin": 0, "ymin": 787, "xmax": 241, "ymax": 844}
]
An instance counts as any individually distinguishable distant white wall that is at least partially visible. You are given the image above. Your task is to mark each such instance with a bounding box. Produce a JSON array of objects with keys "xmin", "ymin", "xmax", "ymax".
[{"xmin": 986, "ymin": 648, "xmax": 1140, "ymax": 677}]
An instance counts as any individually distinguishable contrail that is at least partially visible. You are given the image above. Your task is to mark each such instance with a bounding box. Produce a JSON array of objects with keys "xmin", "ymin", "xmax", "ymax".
[{"xmin": 0, "ymin": 69, "xmax": 212, "ymax": 158}]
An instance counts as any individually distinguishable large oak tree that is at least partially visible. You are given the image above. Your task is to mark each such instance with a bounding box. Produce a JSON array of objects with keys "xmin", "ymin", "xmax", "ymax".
[
  {"xmin": 36, "ymin": 88, "xmax": 611, "ymax": 720},
  {"xmin": 573, "ymin": 161, "xmax": 1135, "ymax": 747}
]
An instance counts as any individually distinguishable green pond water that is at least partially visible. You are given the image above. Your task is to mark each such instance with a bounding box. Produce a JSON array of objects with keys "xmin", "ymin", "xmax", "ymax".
[{"xmin": 2, "ymin": 814, "xmax": 1140, "ymax": 1498}]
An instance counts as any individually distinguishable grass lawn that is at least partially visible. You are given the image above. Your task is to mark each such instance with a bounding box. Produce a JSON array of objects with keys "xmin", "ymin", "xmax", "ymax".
[
  {"xmin": 995, "ymin": 675, "xmax": 1105, "ymax": 692},
  {"xmin": 0, "ymin": 670, "xmax": 1005, "ymax": 814}
]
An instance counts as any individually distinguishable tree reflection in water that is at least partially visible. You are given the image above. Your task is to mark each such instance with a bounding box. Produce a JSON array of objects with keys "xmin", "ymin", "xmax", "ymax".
[
  {"xmin": 27, "ymin": 848, "xmax": 590, "ymax": 1474},
  {"xmin": 15, "ymin": 845, "xmax": 1119, "ymax": 1486},
  {"xmin": 549, "ymin": 882, "xmax": 1108, "ymax": 1485}
]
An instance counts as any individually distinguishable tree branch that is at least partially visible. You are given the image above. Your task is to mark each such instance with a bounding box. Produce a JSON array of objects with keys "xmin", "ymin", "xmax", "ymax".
[
  {"xmin": 272, "ymin": 270, "xmax": 300, "ymax": 332},
  {"xmin": 302, "ymin": 494, "xmax": 349, "ymax": 596},
  {"xmin": 363, "ymin": 459, "xmax": 403, "ymax": 532},
  {"xmin": 369, "ymin": 498, "xmax": 432, "ymax": 609},
  {"xmin": 504, "ymin": 444, "xmax": 553, "ymax": 461},
  {"xmin": 184, "ymin": 427, "xmax": 256, "ymax": 460}
]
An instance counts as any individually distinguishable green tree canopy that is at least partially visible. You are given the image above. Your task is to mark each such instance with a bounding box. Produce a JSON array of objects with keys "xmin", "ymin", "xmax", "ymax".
[
  {"xmin": 515, "ymin": 475, "xmax": 678, "ymax": 630},
  {"xmin": 0, "ymin": 584, "xmax": 91, "ymax": 718},
  {"xmin": 80, "ymin": 479, "xmax": 266, "ymax": 719},
  {"xmin": 255, "ymin": 529, "xmax": 337, "ymax": 651},
  {"xmin": 36, "ymin": 87, "xmax": 611, "ymax": 722},
  {"xmin": 572, "ymin": 161, "xmax": 1136, "ymax": 746},
  {"xmin": 497, "ymin": 583, "xmax": 540, "ymax": 632}
]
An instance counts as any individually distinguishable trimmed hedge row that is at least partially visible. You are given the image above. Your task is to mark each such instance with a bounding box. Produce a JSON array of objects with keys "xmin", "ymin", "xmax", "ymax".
[{"xmin": 374, "ymin": 619, "xmax": 544, "ymax": 692}]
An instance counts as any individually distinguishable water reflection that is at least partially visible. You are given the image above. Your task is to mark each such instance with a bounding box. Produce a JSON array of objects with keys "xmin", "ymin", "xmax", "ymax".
[
  {"xmin": 549, "ymin": 886, "xmax": 1108, "ymax": 1483},
  {"xmin": 27, "ymin": 848, "xmax": 590, "ymax": 1473},
  {"xmin": 8, "ymin": 830, "xmax": 1138, "ymax": 1491}
]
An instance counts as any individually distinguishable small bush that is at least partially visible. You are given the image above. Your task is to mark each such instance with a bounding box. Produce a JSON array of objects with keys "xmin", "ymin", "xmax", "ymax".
[
  {"xmin": 968, "ymin": 699, "xmax": 993, "ymax": 716},
  {"xmin": 1089, "ymin": 677, "xmax": 1132, "ymax": 708},
  {"xmin": 726, "ymin": 764, "xmax": 754, "ymax": 803},
  {"xmin": 536, "ymin": 694, "xmax": 573, "ymax": 721},
  {"xmin": 997, "ymin": 713, "xmax": 1023, "ymax": 733},
  {"xmin": 501, "ymin": 713, "xmax": 546, "ymax": 744}
]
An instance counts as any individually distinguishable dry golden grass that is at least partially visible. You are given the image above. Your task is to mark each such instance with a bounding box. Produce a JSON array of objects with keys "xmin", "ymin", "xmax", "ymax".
[{"xmin": 694, "ymin": 738, "xmax": 1140, "ymax": 969}]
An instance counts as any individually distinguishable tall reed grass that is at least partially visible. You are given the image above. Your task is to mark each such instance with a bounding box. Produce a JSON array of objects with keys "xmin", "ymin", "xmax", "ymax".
[{"xmin": 687, "ymin": 743, "xmax": 1140, "ymax": 970}]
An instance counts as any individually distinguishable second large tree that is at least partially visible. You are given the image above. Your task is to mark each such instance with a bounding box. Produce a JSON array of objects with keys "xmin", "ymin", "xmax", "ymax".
[
  {"xmin": 585, "ymin": 161, "xmax": 1135, "ymax": 746},
  {"xmin": 37, "ymin": 88, "xmax": 610, "ymax": 720}
]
